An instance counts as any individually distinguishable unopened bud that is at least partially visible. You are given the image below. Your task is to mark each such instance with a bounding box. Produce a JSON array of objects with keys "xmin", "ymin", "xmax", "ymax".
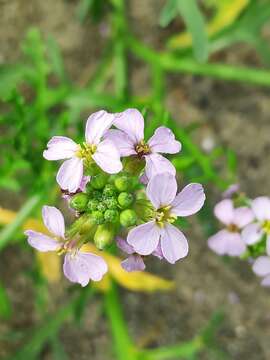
[
  {"xmin": 103, "ymin": 184, "xmax": 116, "ymax": 197},
  {"xmin": 70, "ymin": 193, "xmax": 89, "ymax": 212},
  {"xmin": 118, "ymin": 192, "xmax": 133, "ymax": 208},
  {"xmin": 120, "ymin": 209, "xmax": 137, "ymax": 227},
  {"xmin": 97, "ymin": 202, "xmax": 107, "ymax": 213},
  {"xmin": 104, "ymin": 197, "xmax": 118, "ymax": 209},
  {"xmin": 104, "ymin": 209, "xmax": 119, "ymax": 223},
  {"xmin": 87, "ymin": 199, "xmax": 99, "ymax": 211},
  {"xmin": 92, "ymin": 210, "xmax": 105, "ymax": 225},
  {"xmin": 114, "ymin": 174, "xmax": 129, "ymax": 192},
  {"xmin": 94, "ymin": 224, "xmax": 114, "ymax": 250},
  {"xmin": 91, "ymin": 173, "xmax": 109, "ymax": 190}
]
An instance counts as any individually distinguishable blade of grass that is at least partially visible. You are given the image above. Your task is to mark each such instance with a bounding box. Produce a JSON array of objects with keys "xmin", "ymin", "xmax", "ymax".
[{"xmin": 0, "ymin": 194, "xmax": 42, "ymax": 251}]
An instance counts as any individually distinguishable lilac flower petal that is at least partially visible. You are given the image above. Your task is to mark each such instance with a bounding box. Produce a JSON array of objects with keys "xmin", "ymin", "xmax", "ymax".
[
  {"xmin": 145, "ymin": 153, "xmax": 176, "ymax": 180},
  {"xmin": 105, "ymin": 129, "xmax": 136, "ymax": 157},
  {"xmin": 79, "ymin": 176, "xmax": 90, "ymax": 192},
  {"xmin": 116, "ymin": 236, "xmax": 134, "ymax": 255},
  {"xmin": 208, "ymin": 230, "xmax": 229, "ymax": 256},
  {"xmin": 63, "ymin": 252, "xmax": 108, "ymax": 287},
  {"xmin": 222, "ymin": 184, "xmax": 240, "ymax": 199},
  {"xmin": 25, "ymin": 230, "xmax": 60, "ymax": 252},
  {"xmin": 261, "ymin": 274, "xmax": 270, "ymax": 287},
  {"xmin": 208, "ymin": 230, "xmax": 246, "ymax": 256},
  {"xmin": 42, "ymin": 206, "xmax": 65, "ymax": 238},
  {"xmin": 251, "ymin": 197, "xmax": 270, "ymax": 221},
  {"xmin": 127, "ymin": 221, "xmax": 160, "ymax": 256},
  {"xmin": 113, "ymin": 108, "xmax": 144, "ymax": 144},
  {"xmin": 233, "ymin": 207, "xmax": 254, "ymax": 229},
  {"xmin": 146, "ymin": 172, "xmax": 177, "ymax": 209},
  {"xmin": 85, "ymin": 110, "xmax": 114, "ymax": 145},
  {"xmin": 93, "ymin": 139, "xmax": 122, "ymax": 174},
  {"xmin": 43, "ymin": 136, "xmax": 78, "ymax": 161},
  {"xmin": 170, "ymin": 183, "xmax": 205, "ymax": 217},
  {"xmin": 266, "ymin": 235, "xmax": 270, "ymax": 256},
  {"xmin": 139, "ymin": 173, "xmax": 149, "ymax": 185},
  {"xmin": 121, "ymin": 255, "xmax": 146, "ymax": 272},
  {"xmin": 252, "ymin": 256, "xmax": 270, "ymax": 276},
  {"xmin": 213, "ymin": 199, "xmax": 234, "ymax": 225},
  {"xmin": 56, "ymin": 157, "xmax": 84, "ymax": 193},
  {"xmin": 152, "ymin": 241, "xmax": 163, "ymax": 259},
  {"xmin": 241, "ymin": 223, "xmax": 263, "ymax": 245},
  {"xmin": 160, "ymin": 224, "xmax": 188, "ymax": 264},
  {"xmin": 148, "ymin": 126, "xmax": 181, "ymax": 154}
]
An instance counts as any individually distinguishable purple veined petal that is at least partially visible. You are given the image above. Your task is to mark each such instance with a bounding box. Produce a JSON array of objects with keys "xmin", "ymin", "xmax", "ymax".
[
  {"xmin": 85, "ymin": 110, "xmax": 115, "ymax": 145},
  {"xmin": 113, "ymin": 108, "xmax": 144, "ymax": 144},
  {"xmin": 222, "ymin": 184, "xmax": 240, "ymax": 199},
  {"xmin": 121, "ymin": 254, "xmax": 146, "ymax": 272},
  {"xmin": 251, "ymin": 197, "xmax": 270, "ymax": 221},
  {"xmin": 104, "ymin": 129, "xmax": 137, "ymax": 157},
  {"xmin": 170, "ymin": 183, "xmax": 205, "ymax": 217},
  {"xmin": 42, "ymin": 206, "xmax": 65, "ymax": 238},
  {"xmin": 213, "ymin": 199, "xmax": 234, "ymax": 225},
  {"xmin": 144, "ymin": 153, "xmax": 176, "ymax": 180},
  {"xmin": 43, "ymin": 136, "xmax": 78, "ymax": 161},
  {"xmin": 252, "ymin": 256, "xmax": 270, "ymax": 276},
  {"xmin": 241, "ymin": 223, "xmax": 263, "ymax": 245},
  {"xmin": 208, "ymin": 230, "xmax": 228, "ymax": 256},
  {"xmin": 25, "ymin": 230, "xmax": 60, "ymax": 252},
  {"xmin": 92, "ymin": 139, "xmax": 122, "ymax": 174},
  {"xmin": 233, "ymin": 207, "xmax": 254, "ymax": 229},
  {"xmin": 160, "ymin": 223, "xmax": 188, "ymax": 264},
  {"xmin": 79, "ymin": 176, "xmax": 91, "ymax": 192},
  {"xmin": 147, "ymin": 126, "xmax": 181, "ymax": 154},
  {"xmin": 226, "ymin": 232, "xmax": 246, "ymax": 256},
  {"xmin": 152, "ymin": 241, "xmax": 163, "ymax": 259},
  {"xmin": 56, "ymin": 157, "xmax": 84, "ymax": 193},
  {"xmin": 116, "ymin": 236, "xmax": 134, "ymax": 255},
  {"xmin": 261, "ymin": 274, "xmax": 270, "ymax": 287},
  {"xmin": 63, "ymin": 252, "xmax": 108, "ymax": 287},
  {"xmin": 146, "ymin": 172, "xmax": 177, "ymax": 209},
  {"xmin": 127, "ymin": 221, "xmax": 161, "ymax": 256},
  {"xmin": 139, "ymin": 172, "xmax": 149, "ymax": 185}
]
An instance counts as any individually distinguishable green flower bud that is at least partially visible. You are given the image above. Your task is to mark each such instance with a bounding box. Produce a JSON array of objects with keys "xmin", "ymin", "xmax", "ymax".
[
  {"xmin": 104, "ymin": 197, "xmax": 118, "ymax": 209},
  {"xmin": 114, "ymin": 174, "xmax": 129, "ymax": 192},
  {"xmin": 97, "ymin": 202, "xmax": 107, "ymax": 213},
  {"xmin": 120, "ymin": 209, "xmax": 137, "ymax": 227},
  {"xmin": 92, "ymin": 190, "xmax": 102, "ymax": 200},
  {"xmin": 104, "ymin": 209, "xmax": 119, "ymax": 223},
  {"xmin": 69, "ymin": 193, "xmax": 89, "ymax": 212},
  {"xmin": 103, "ymin": 184, "xmax": 116, "ymax": 197},
  {"xmin": 118, "ymin": 192, "xmax": 134, "ymax": 208},
  {"xmin": 91, "ymin": 173, "xmax": 109, "ymax": 190},
  {"xmin": 92, "ymin": 210, "xmax": 105, "ymax": 225},
  {"xmin": 85, "ymin": 162, "xmax": 100, "ymax": 176},
  {"xmin": 94, "ymin": 224, "xmax": 114, "ymax": 250},
  {"xmin": 87, "ymin": 199, "xmax": 99, "ymax": 211}
]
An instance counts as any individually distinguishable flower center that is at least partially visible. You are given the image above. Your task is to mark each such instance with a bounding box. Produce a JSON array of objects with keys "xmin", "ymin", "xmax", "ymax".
[
  {"xmin": 135, "ymin": 140, "xmax": 150, "ymax": 156},
  {"xmin": 76, "ymin": 142, "xmax": 97, "ymax": 161},
  {"xmin": 227, "ymin": 223, "xmax": 239, "ymax": 233},
  {"xmin": 262, "ymin": 220, "xmax": 270, "ymax": 234},
  {"xmin": 155, "ymin": 206, "xmax": 176, "ymax": 228}
]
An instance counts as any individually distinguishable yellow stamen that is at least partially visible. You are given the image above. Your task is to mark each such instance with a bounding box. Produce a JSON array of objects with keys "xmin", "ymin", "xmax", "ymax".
[
  {"xmin": 136, "ymin": 140, "xmax": 150, "ymax": 156},
  {"xmin": 262, "ymin": 220, "xmax": 270, "ymax": 234}
]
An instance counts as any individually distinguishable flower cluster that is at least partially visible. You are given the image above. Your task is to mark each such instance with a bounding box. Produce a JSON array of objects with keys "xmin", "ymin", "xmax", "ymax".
[
  {"xmin": 25, "ymin": 109, "xmax": 206, "ymax": 286},
  {"xmin": 208, "ymin": 186, "xmax": 270, "ymax": 287}
]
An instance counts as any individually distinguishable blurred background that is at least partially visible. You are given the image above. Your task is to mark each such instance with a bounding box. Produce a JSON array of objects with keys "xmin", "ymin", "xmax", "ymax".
[{"xmin": 1, "ymin": 0, "xmax": 270, "ymax": 359}]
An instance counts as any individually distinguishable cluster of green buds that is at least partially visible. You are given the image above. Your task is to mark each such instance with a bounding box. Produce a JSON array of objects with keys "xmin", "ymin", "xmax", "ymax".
[{"xmin": 68, "ymin": 168, "xmax": 153, "ymax": 250}]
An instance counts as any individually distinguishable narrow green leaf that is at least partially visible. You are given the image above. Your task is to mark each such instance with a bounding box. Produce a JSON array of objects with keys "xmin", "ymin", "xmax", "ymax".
[
  {"xmin": 176, "ymin": 0, "xmax": 208, "ymax": 62},
  {"xmin": 0, "ymin": 283, "xmax": 12, "ymax": 319},
  {"xmin": 159, "ymin": 0, "xmax": 178, "ymax": 27},
  {"xmin": 46, "ymin": 35, "xmax": 67, "ymax": 83}
]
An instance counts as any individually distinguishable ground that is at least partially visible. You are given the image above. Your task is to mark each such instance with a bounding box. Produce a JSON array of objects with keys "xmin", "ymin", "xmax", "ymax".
[{"xmin": 1, "ymin": 0, "xmax": 270, "ymax": 359}]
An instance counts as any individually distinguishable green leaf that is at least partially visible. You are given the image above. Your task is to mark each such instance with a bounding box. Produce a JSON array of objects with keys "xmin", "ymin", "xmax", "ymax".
[
  {"xmin": 159, "ymin": 0, "xmax": 178, "ymax": 27},
  {"xmin": 0, "ymin": 283, "xmax": 12, "ymax": 319},
  {"xmin": 176, "ymin": 0, "xmax": 208, "ymax": 62},
  {"xmin": 46, "ymin": 35, "xmax": 67, "ymax": 83}
]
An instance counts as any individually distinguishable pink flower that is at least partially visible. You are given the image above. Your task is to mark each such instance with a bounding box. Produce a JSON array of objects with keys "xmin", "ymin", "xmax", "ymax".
[
  {"xmin": 116, "ymin": 237, "xmax": 145, "ymax": 272},
  {"xmin": 43, "ymin": 110, "xmax": 122, "ymax": 192},
  {"xmin": 127, "ymin": 173, "xmax": 205, "ymax": 264},
  {"xmin": 25, "ymin": 206, "xmax": 108, "ymax": 286},
  {"xmin": 242, "ymin": 197, "xmax": 270, "ymax": 253},
  {"xmin": 252, "ymin": 256, "xmax": 270, "ymax": 287},
  {"xmin": 105, "ymin": 109, "xmax": 181, "ymax": 179},
  {"xmin": 208, "ymin": 199, "xmax": 254, "ymax": 256}
]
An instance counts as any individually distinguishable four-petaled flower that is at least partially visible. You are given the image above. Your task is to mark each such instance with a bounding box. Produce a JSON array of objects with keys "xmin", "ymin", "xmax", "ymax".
[
  {"xmin": 252, "ymin": 256, "xmax": 270, "ymax": 287},
  {"xmin": 127, "ymin": 172, "xmax": 205, "ymax": 264},
  {"xmin": 43, "ymin": 110, "xmax": 122, "ymax": 193},
  {"xmin": 25, "ymin": 206, "xmax": 108, "ymax": 286},
  {"xmin": 208, "ymin": 199, "xmax": 254, "ymax": 256},
  {"xmin": 242, "ymin": 197, "xmax": 270, "ymax": 253},
  {"xmin": 106, "ymin": 109, "xmax": 181, "ymax": 180}
]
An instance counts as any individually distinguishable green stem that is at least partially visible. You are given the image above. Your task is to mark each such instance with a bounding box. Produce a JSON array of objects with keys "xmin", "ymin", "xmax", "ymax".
[
  {"xmin": 104, "ymin": 283, "xmax": 137, "ymax": 360},
  {"xmin": 128, "ymin": 35, "xmax": 270, "ymax": 87}
]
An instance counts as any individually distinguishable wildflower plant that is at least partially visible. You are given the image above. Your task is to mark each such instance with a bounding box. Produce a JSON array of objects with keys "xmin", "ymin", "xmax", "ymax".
[{"xmin": 25, "ymin": 109, "xmax": 206, "ymax": 286}]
